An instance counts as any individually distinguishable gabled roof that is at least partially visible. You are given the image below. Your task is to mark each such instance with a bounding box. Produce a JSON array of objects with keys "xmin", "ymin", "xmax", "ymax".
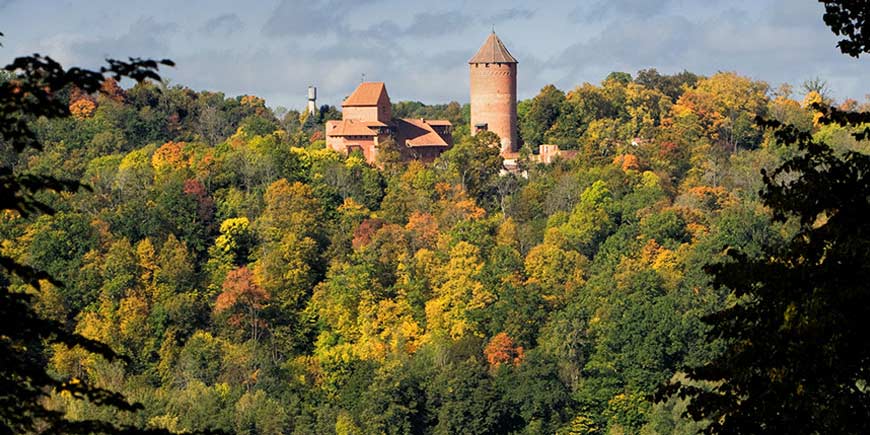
[
  {"xmin": 397, "ymin": 118, "xmax": 451, "ymax": 148},
  {"xmin": 469, "ymin": 32, "xmax": 518, "ymax": 64},
  {"xmin": 343, "ymin": 82, "xmax": 390, "ymax": 107},
  {"xmin": 326, "ymin": 119, "xmax": 378, "ymax": 137}
]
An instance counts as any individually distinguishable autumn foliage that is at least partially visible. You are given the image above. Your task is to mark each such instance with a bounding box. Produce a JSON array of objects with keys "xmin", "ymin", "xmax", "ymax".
[
  {"xmin": 69, "ymin": 98, "xmax": 96, "ymax": 119},
  {"xmin": 484, "ymin": 332, "xmax": 524, "ymax": 369},
  {"xmin": 613, "ymin": 153, "xmax": 641, "ymax": 171},
  {"xmin": 352, "ymin": 218, "xmax": 385, "ymax": 250},
  {"xmin": 100, "ymin": 78, "xmax": 126, "ymax": 102},
  {"xmin": 151, "ymin": 141, "xmax": 189, "ymax": 172},
  {"xmin": 9, "ymin": 56, "xmax": 870, "ymax": 434},
  {"xmin": 215, "ymin": 267, "xmax": 270, "ymax": 341}
]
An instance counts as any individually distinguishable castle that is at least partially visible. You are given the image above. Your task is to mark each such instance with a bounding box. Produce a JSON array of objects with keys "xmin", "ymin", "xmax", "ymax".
[
  {"xmin": 325, "ymin": 82, "xmax": 453, "ymax": 163},
  {"xmin": 326, "ymin": 32, "xmax": 519, "ymax": 165}
]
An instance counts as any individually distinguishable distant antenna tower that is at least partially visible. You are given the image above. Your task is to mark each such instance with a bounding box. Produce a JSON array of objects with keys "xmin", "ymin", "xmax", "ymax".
[{"xmin": 307, "ymin": 85, "xmax": 317, "ymax": 115}]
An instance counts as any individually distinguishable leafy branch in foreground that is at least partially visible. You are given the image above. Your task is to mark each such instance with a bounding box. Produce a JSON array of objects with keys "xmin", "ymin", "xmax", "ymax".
[
  {"xmin": 658, "ymin": 109, "xmax": 870, "ymax": 434},
  {"xmin": 819, "ymin": 0, "xmax": 870, "ymax": 58},
  {"xmin": 0, "ymin": 32, "xmax": 217, "ymax": 435}
]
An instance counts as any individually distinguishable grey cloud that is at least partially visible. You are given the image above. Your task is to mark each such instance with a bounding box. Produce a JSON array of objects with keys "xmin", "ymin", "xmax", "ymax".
[
  {"xmin": 489, "ymin": 8, "xmax": 535, "ymax": 23},
  {"xmin": 262, "ymin": 0, "xmax": 380, "ymax": 37},
  {"xmin": 200, "ymin": 13, "xmax": 244, "ymax": 35},
  {"xmin": 353, "ymin": 10, "xmax": 474, "ymax": 41},
  {"xmin": 401, "ymin": 11, "xmax": 474, "ymax": 37},
  {"xmin": 311, "ymin": 40, "xmax": 399, "ymax": 71},
  {"xmin": 549, "ymin": 6, "xmax": 864, "ymax": 101},
  {"xmin": 171, "ymin": 47, "xmax": 294, "ymax": 94},
  {"xmin": 64, "ymin": 17, "xmax": 177, "ymax": 66},
  {"xmin": 130, "ymin": 16, "xmax": 177, "ymax": 36},
  {"xmin": 554, "ymin": 15, "xmax": 695, "ymax": 70},
  {"xmin": 355, "ymin": 20, "xmax": 403, "ymax": 42},
  {"xmin": 263, "ymin": 1, "xmax": 333, "ymax": 36},
  {"xmin": 764, "ymin": 0, "xmax": 824, "ymax": 26},
  {"xmin": 418, "ymin": 48, "xmax": 469, "ymax": 67},
  {"xmin": 571, "ymin": 0, "xmax": 673, "ymax": 22},
  {"xmin": 505, "ymin": 49, "xmax": 547, "ymax": 98}
]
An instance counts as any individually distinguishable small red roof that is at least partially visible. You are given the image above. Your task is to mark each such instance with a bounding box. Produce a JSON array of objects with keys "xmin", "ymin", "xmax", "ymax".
[
  {"xmin": 326, "ymin": 119, "xmax": 377, "ymax": 137},
  {"xmin": 397, "ymin": 118, "xmax": 451, "ymax": 148},
  {"xmin": 343, "ymin": 82, "xmax": 390, "ymax": 107},
  {"xmin": 423, "ymin": 120, "xmax": 452, "ymax": 126}
]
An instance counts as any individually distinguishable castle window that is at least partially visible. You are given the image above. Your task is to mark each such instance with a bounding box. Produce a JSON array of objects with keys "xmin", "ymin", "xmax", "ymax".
[{"xmin": 474, "ymin": 123, "xmax": 488, "ymax": 132}]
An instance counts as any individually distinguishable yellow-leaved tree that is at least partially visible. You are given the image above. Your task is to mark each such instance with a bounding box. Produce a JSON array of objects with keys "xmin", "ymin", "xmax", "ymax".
[{"xmin": 425, "ymin": 241, "xmax": 494, "ymax": 339}]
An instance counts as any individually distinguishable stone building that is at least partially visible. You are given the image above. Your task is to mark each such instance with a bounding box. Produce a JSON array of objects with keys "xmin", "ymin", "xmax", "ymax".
[
  {"xmin": 469, "ymin": 31, "xmax": 518, "ymax": 155},
  {"xmin": 325, "ymin": 82, "xmax": 453, "ymax": 164}
]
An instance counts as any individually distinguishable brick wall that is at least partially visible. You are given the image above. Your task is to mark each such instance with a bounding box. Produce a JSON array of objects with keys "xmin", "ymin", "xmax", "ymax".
[
  {"xmin": 470, "ymin": 63, "xmax": 517, "ymax": 154},
  {"xmin": 342, "ymin": 106, "xmax": 380, "ymax": 122}
]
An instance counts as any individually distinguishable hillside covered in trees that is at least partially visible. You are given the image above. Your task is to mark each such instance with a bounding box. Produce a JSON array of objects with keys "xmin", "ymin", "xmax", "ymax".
[{"xmin": 2, "ymin": 67, "xmax": 869, "ymax": 434}]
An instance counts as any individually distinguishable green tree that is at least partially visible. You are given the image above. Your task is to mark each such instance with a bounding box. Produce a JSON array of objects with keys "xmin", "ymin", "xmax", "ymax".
[
  {"xmin": 556, "ymin": 180, "xmax": 616, "ymax": 257},
  {"xmin": 233, "ymin": 390, "xmax": 288, "ymax": 435},
  {"xmin": 495, "ymin": 351, "xmax": 573, "ymax": 433},
  {"xmin": 437, "ymin": 130, "xmax": 503, "ymax": 205},
  {"xmin": 0, "ymin": 32, "xmax": 205, "ymax": 434},
  {"xmin": 355, "ymin": 360, "xmax": 428, "ymax": 435},
  {"xmin": 520, "ymin": 85, "xmax": 565, "ymax": 147},
  {"xmin": 634, "ymin": 68, "xmax": 699, "ymax": 102},
  {"xmin": 375, "ymin": 136, "xmax": 405, "ymax": 175},
  {"xmin": 662, "ymin": 109, "xmax": 870, "ymax": 433},
  {"xmin": 429, "ymin": 357, "xmax": 521, "ymax": 435}
]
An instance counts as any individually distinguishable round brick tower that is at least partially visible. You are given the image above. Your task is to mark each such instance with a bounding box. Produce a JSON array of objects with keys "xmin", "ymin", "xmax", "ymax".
[{"xmin": 469, "ymin": 31, "xmax": 518, "ymax": 155}]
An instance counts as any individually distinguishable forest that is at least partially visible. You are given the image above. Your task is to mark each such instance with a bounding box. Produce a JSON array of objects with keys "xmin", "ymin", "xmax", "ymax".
[{"xmin": 2, "ymin": 56, "xmax": 870, "ymax": 434}]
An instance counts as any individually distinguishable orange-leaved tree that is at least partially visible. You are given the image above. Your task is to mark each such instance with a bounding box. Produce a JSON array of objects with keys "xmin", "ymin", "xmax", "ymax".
[{"xmin": 215, "ymin": 267, "xmax": 270, "ymax": 343}]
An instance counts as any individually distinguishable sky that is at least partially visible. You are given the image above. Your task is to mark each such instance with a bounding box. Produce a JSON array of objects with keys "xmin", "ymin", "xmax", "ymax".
[{"xmin": 0, "ymin": 0, "xmax": 867, "ymax": 110}]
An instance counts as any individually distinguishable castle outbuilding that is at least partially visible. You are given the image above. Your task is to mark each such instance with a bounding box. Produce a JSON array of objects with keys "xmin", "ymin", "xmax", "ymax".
[
  {"xmin": 469, "ymin": 31, "xmax": 518, "ymax": 155},
  {"xmin": 326, "ymin": 82, "xmax": 453, "ymax": 164}
]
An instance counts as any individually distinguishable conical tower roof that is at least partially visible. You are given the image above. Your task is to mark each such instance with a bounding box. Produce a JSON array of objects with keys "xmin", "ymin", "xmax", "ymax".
[{"xmin": 469, "ymin": 32, "xmax": 518, "ymax": 64}]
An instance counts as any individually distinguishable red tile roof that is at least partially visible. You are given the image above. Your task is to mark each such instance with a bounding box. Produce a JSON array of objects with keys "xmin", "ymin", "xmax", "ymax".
[
  {"xmin": 397, "ymin": 118, "xmax": 451, "ymax": 148},
  {"xmin": 343, "ymin": 82, "xmax": 389, "ymax": 107},
  {"xmin": 469, "ymin": 32, "xmax": 518, "ymax": 64},
  {"xmin": 423, "ymin": 120, "xmax": 453, "ymax": 126},
  {"xmin": 326, "ymin": 119, "xmax": 377, "ymax": 137}
]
